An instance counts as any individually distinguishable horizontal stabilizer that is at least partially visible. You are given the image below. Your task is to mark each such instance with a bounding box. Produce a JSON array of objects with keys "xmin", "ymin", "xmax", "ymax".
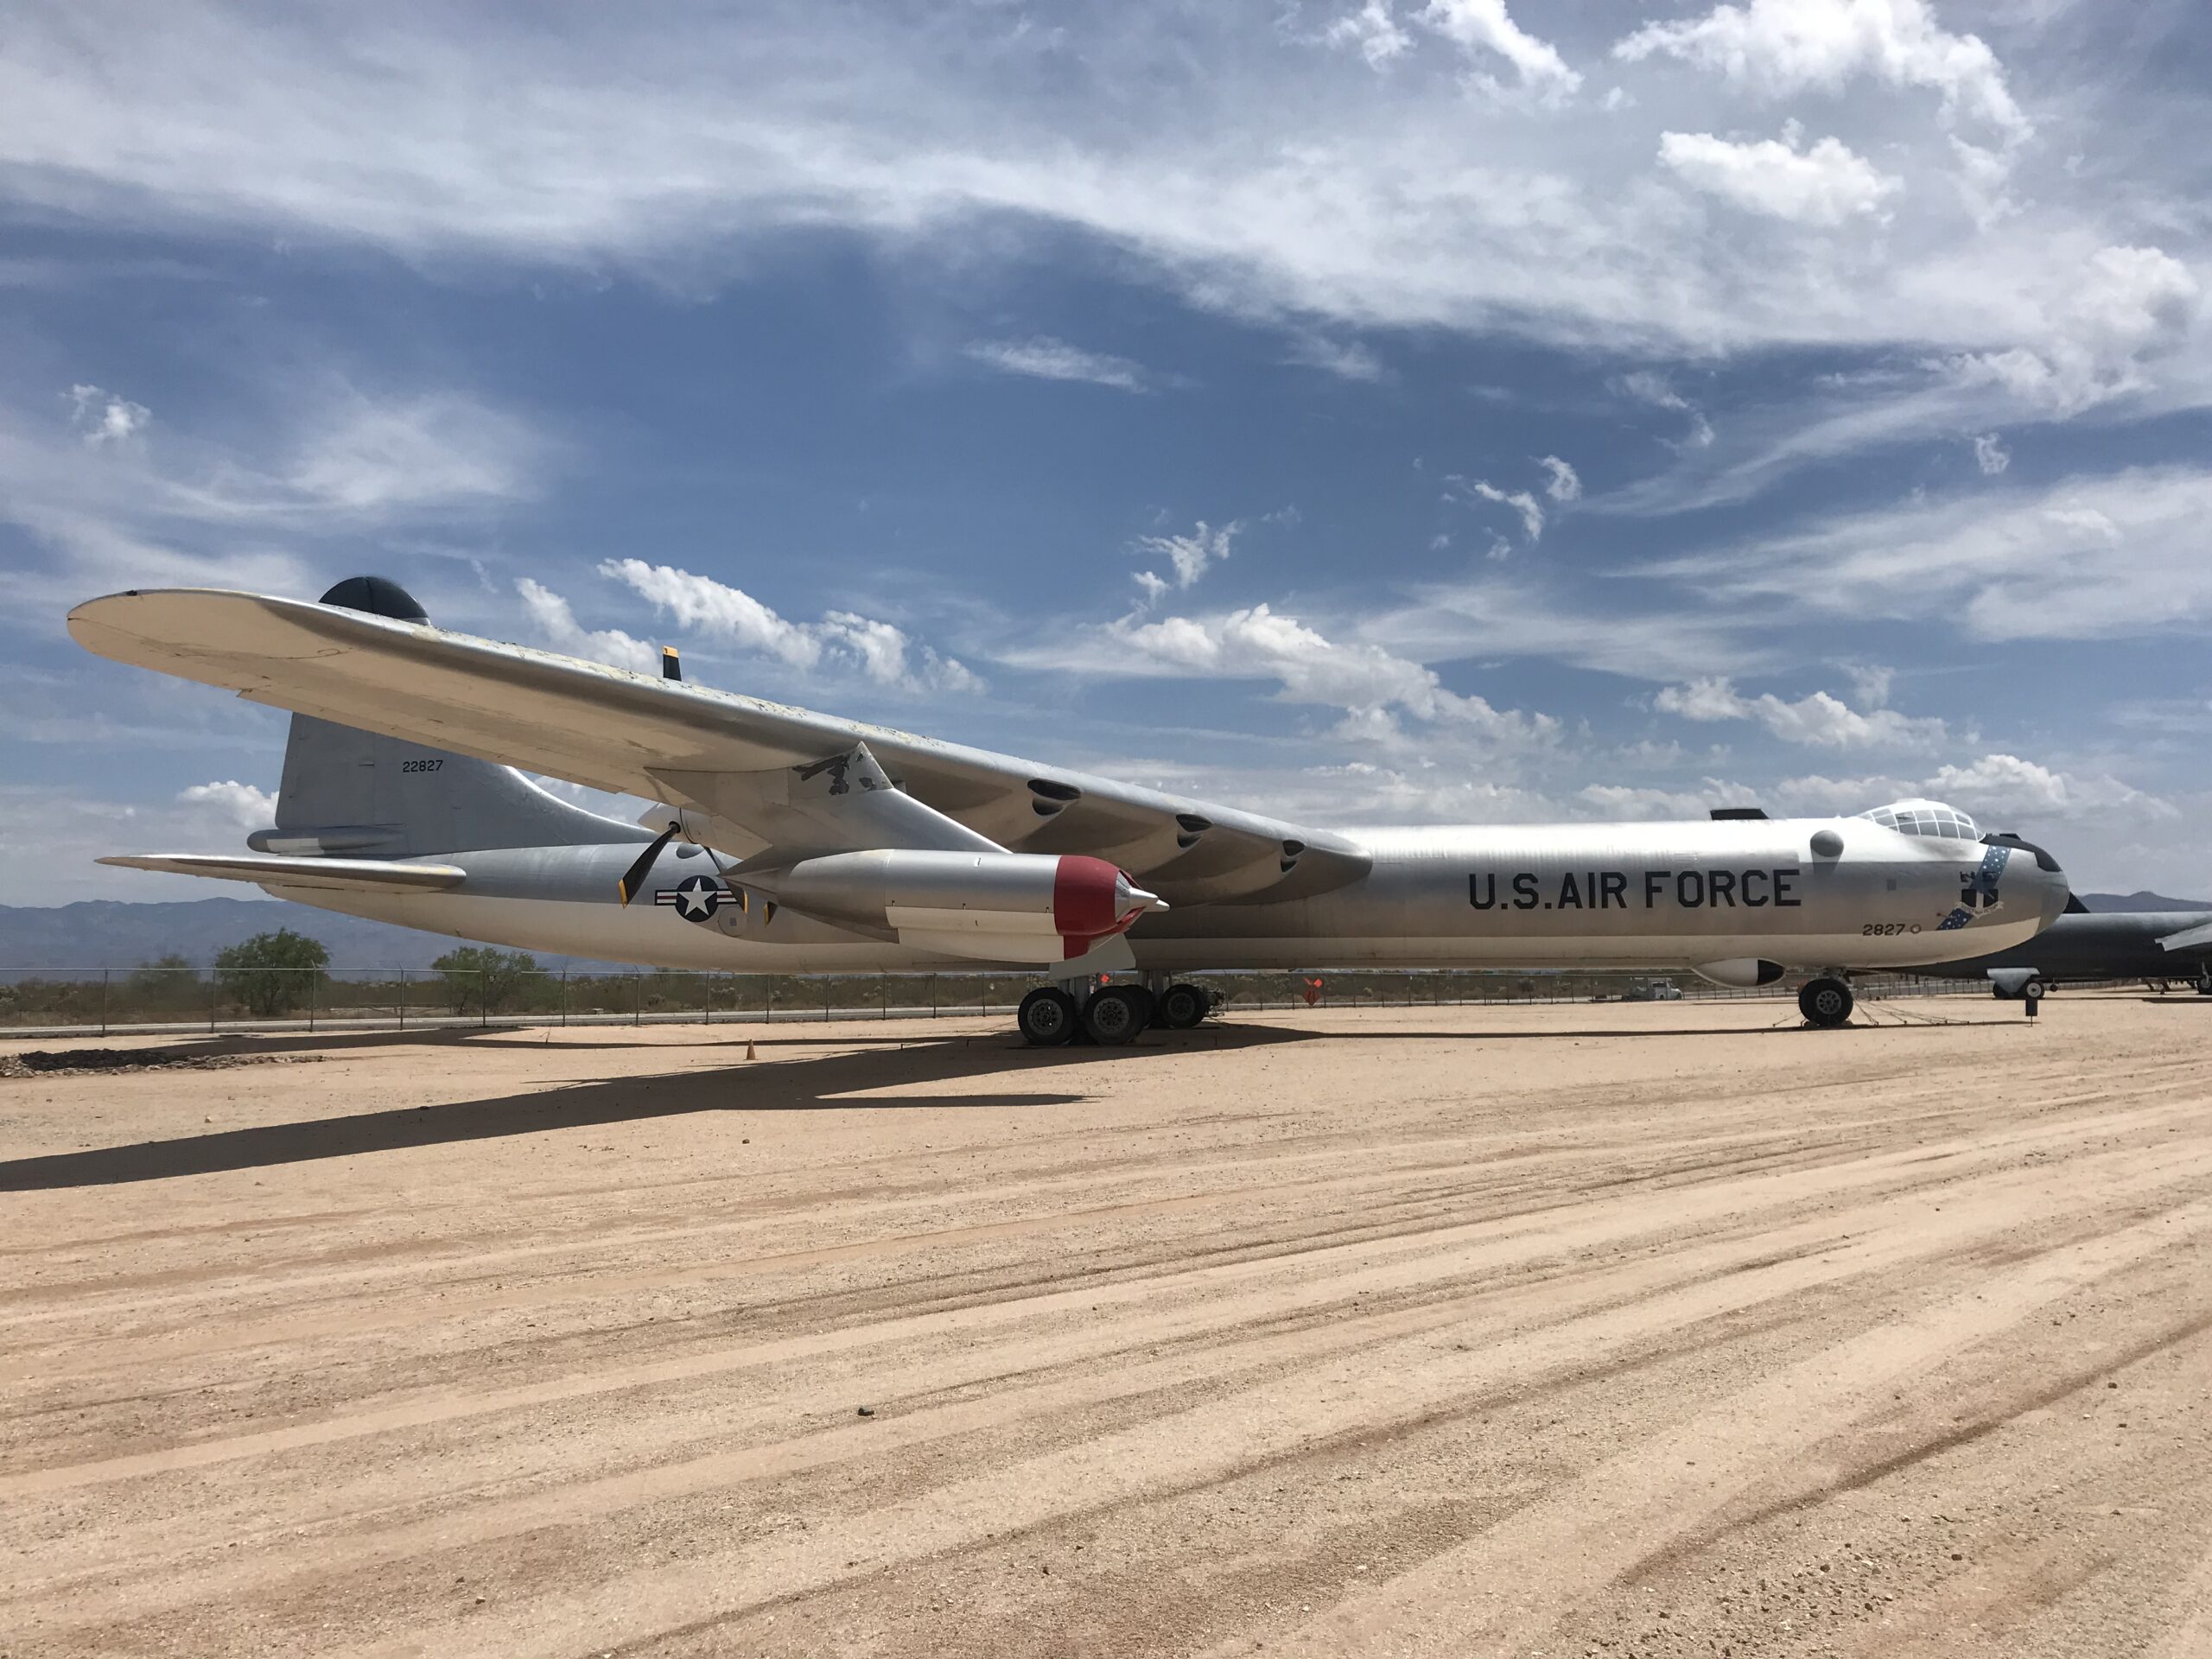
[
  {"xmin": 99, "ymin": 854, "xmax": 467, "ymax": 893},
  {"xmin": 2158, "ymin": 920, "xmax": 2212, "ymax": 954}
]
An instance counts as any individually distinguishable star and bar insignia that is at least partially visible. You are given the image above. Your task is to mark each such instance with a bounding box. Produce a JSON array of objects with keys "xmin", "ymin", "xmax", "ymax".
[{"xmin": 654, "ymin": 874, "xmax": 734, "ymax": 920}]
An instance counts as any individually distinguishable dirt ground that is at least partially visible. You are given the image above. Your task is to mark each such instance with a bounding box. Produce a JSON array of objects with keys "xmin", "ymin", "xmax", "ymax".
[{"xmin": 3, "ymin": 994, "xmax": 2210, "ymax": 1658}]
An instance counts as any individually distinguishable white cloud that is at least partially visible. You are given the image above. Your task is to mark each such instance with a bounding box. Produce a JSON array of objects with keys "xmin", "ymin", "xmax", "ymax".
[
  {"xmin": 594, "ymin": 559, "xmax": 982, "ymax": 692},
  {"xmin": 963, "ymin": 336, "xmax": 1150, "ymax": 393},
  {"xmin": 1327, "ymin": 1, "xmax": 1413, "ymax": 69},
  {"xmin": 1657, "ymin": 130, "xmax": 1899, "ymax": 226},
  {"xmin": 1049, "ymin": 601, "xmax": 1560, "ymax": 753},
  {"xmin": 1132, "ymin": 569, "xmax": 1171, "ymax": 606},
  {"xmin": 1459, "ymin": 478, "xmax": 1544, "ymax": 542},
  {"xmin": 1577, "ymin": 779, "xmax": 1754, "ymax": 819},
  {"xmin": 1135, "ymin": 518, "xmax": 1241, "ymax": 590},
  {"xmin": 1653, "ymin": 677, "xmax": 1751, "ymax": 723},
  {"xmin": 0, "ymin": 380, "xmax": 542, "ymax": 626},
  {"xmin": 1537, "ymin": 454, "xmax": 1580, "ymax": 502},
  {"xmin": 1616, "ymin": 0, "xmax": 2031, "ymax": 145},
  {"xmin": 1664, "ymin": 465, "xmax": 2212, "ymax": 642},
  {"xmin": 1972, "ymin": 431, "xmax": 2010, "ymax": 474},
  {"xmin": 178, "ymin": 779, "xmax": 276, "ymax": 829},
  {"xmin": 1654, "ymin": 677, "xmax": 1949, "ymax": 750},
  {"xmin": 0, "ymin": 0, "xmax": 2196, "ymax": 458},
  {"xmin": 67, "ymin": 384, "xmax": 149, "ymax": 446},
  {"xmin": 1613, "ymin": 372, "xmax": 1716, "ymax": 448},
  {"xmin": 1948, "ymin": 136, "xmax": 2016, "ymax": 227},
  {"xmin": 1925, "ymin": 753, "xmax": 2177, "ymax": 823},
  {"xmin": 1599, "ymin": 753, "xmax": 2178, "ymax": 831},
  {"xmin": 599, "ymin": 556, "xmax": 821, "ymax": 671},
  {"xmin": 1841, "ymin": 662, "xmax": 1894, "ymax": 708},
  {"xmin": 1284, "ymin": 334, "xmax": 1390, "ymax": 382},
  {"xmin": 1944, "ymin": 245, "xmax": 2202, "ymax": 416},
  {"xmin": 1417, "ymin": 0, "xmax": 1581, "ymax": 98},
  {"xmin": 0, "ymin": 5, "xmax": 2202, "ymax": 531},
  {"xmin": 282, "ymin": 391, "xmax": 537, "ymax": 513},
  {"xmin": 1368, "ymin": 575, "xmax": 1771, "ymax": 683},
  {"xmin": 515, "ymin": 576, "xmax": 659, "ymax": 674}
]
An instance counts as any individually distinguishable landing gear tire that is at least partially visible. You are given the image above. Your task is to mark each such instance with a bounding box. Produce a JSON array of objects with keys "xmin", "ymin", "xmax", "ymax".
[
  {"xmin": 2197, "ymin": 976, "xmax": 2212, "ymax": 998},
  {"xmin": 2021, "ymin": 976, "xmax": 2047, "ymax": 1001},
  {"xmin": 1083, "ymin": 986, "xmax": 1148, "ymax": 1046},
  {"xmin": 1799, "ymin": 976, "xmax": 1854, "ymax": 1029},
  {"xmin": 1159, "ymin": 982, "xmax": 1211, "ymax": 1029},
  {"xmin": 1017, "ymin": 988, "xmax": 1079, "ymax": 1046}
]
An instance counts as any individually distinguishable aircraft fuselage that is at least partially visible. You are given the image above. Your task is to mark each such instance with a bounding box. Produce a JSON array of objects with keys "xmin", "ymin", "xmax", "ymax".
[{"xmin": 270, "ymin": 818, "xmax": 2066, "ymax": 978}]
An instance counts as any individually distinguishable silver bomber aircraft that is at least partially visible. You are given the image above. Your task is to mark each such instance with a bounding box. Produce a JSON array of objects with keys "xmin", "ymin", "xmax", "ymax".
[{"xmin": 68, "ymin": 577, "xmax": 2073, "ymax": 1043}]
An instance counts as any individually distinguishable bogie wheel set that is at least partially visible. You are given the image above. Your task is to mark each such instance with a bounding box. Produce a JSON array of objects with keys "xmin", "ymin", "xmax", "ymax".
[{"xmin": 1016, "ymin": 982, "xmax": 1216, "ymax": 1046}]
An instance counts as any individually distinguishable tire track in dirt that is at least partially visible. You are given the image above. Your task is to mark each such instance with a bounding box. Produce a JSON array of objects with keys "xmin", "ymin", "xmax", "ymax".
[
  {"xmin": 1243, "ymin": 1204, "xmax": 2212, "ymax": 1656},
  {"xmin": 26, "ymin": 1156, "xmax": 2210, "ymax": 1652},
  {"xmin": 10, "ymin": 1099, "xmax": 2196, "ymax": 1497}
]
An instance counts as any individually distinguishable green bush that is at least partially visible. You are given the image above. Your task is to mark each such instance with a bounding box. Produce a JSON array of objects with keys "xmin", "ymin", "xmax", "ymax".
[
  {"xmin": 213, "ymin": 930, "xmax": 329, "ymax": 1018},
  {"xmin": 431, "ymin": 946, "xmax": 547, "ymax": 1016}
]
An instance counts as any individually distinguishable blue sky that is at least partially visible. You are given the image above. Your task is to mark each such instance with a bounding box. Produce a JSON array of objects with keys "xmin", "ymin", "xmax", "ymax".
[{"xmin": 3, "ymin": 0, "xmax": 2210, "ymax": 906}]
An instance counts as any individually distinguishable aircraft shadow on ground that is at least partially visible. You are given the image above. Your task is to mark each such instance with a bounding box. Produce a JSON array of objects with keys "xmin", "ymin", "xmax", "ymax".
[{"xmin": 0, "ymin": 1025, "xmax": 1301, "ymax": 1192}]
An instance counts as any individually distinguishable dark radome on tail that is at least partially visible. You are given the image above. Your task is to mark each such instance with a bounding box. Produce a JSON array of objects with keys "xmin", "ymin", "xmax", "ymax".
[{"xmin": 249, "ymin": 578, "xmax": 651, "ymax": 861}]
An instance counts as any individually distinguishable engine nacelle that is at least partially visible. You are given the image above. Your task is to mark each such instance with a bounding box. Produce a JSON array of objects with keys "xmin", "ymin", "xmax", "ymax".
[
  {"xmin": 749, "ymin": 849, "xmax": 1163, "ymax": 963},
  {"xmin": 1691, "ymin": 957, "xmax": 1786, "ymax": 988}
]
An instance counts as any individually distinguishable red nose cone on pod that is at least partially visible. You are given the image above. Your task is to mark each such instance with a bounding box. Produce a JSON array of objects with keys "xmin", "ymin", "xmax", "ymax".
[{"xmin": 1052, "ymin": 855, "xmax": 1160, "ymax": 957}]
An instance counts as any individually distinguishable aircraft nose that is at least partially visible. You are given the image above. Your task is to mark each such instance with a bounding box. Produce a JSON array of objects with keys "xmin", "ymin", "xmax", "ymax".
[
  {"xmin": 2039, "ymin": 865, "xmax": 2070, "ymax": 931},
  {"xmin": 1983, "ymin": 832, "xmax": 2069, "ymax": 931}
]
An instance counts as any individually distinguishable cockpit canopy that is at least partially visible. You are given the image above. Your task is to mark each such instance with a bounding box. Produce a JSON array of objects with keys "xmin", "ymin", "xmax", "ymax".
[{"xmin": 1857, "ymin": 798, "xmax": 1979, "ymax": 841}]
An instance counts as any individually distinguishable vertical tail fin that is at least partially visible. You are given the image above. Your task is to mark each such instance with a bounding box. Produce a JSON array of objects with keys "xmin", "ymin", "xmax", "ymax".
[{"xmin": 246, "ymin": 577, "xmax": 649, "ymax": 859}]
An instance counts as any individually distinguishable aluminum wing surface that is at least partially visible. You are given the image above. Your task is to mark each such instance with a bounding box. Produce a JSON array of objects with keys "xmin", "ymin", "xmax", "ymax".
[
  {"xmin": 2157, "ymin": 919, "xmax": 2212, "ymax": 955},
  {"xmin": 68, "ymin": 588, "xmax": 1370, "ymax": 906}
]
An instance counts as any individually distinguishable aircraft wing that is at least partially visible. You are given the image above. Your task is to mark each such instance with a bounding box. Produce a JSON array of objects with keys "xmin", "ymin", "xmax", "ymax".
[
  {"xmin": 99, "ymin": 854, "xmax": 467, "ymax": 892},
  {"xmin": 2157, "ymin": 919, "xmax": 2212, "ymax": 954},
  {"xmin": 69, "ymin": 588, "xmax": 1370, "ymax": 906}
]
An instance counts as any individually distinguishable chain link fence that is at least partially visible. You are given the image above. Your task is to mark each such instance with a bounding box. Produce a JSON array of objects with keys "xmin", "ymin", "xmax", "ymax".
[{"xmin": 0, "ymin": 963, "xmax": 2066, "ymax": 1038}]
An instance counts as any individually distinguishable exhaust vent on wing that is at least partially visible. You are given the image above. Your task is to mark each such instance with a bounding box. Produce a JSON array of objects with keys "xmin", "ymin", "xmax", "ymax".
[{"xmin": 1028, "ymin": 778, "xmax": 1082, "ymax": 819}]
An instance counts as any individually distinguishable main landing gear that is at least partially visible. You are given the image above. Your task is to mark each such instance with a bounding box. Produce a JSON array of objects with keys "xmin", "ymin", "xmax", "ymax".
[
  {"xmin": 1015, "ymin": 981, "xmax": 1215, "ymax": 1046},
  {"xmin": 1798, "ymin": 976, "xmax": 1855, "ymax": 1029},
  {"xmin": 1156, "ymin": 982, "xmax": 1211, "ymax": 1029}
]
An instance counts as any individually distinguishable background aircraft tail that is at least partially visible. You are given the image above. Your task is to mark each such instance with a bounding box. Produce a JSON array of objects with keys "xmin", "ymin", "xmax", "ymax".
[{"xmin": 247, "ymin": 577, "xmax": 652, "ymax": 861}]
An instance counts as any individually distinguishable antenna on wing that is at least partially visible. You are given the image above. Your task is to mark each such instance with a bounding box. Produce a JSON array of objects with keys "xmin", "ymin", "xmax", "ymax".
[{"xmin": 661, "ymin": 645, "xmax": 682, "ymax": 682}]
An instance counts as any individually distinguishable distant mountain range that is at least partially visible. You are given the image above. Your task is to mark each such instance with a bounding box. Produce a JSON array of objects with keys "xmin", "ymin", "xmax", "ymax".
[
  {"xmin": 0, "ymin": 897, "xmax": 632, "ymax": 972},
  {"xmin": 2081, "ymin": 892, "xmax": 2212, "ymax": 913},
  {"xmin": 3, "ymin": 890, "xmax": 2206, "ymax": 971}
]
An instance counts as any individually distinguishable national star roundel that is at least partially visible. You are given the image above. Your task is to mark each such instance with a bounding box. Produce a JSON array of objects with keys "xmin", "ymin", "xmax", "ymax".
[{"xmin": 654, "ymin": 873, "xmax": 732, "ymax": 922}]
